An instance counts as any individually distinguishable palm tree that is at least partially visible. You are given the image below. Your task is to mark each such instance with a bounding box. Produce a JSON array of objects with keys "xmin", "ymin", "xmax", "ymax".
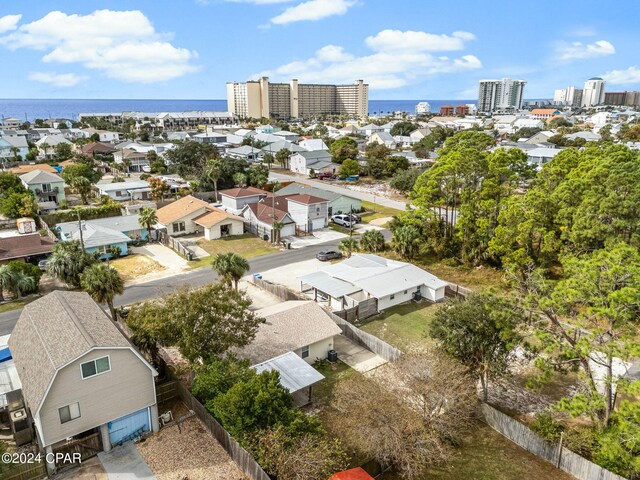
[
  {"xmin": 360, "ymin": 229, "xmax": 386, "ymax": 253},
  {"xmin": 48, "ymin": 241, "xmax": 96, "ymax": 287},
  {"xmin": 205, "ymin": 158, "xmax": 222, "ymax": 202},
  {"xmin": 9, "ymin": 146, "xmax": 20, "ymax": 162},
  {"xmin": 40, "ymin": 142, "xmax": 50, "ymax": 159},
  {"xmin": 339, "ymin": 237, "xmax": 359, "ymax": 258},
  {"xmin": 80, "ymin": 263, "xmax": 124, "ymax": 321},
  {"xmin": 8, "ymin": 272, "xmax": 36, "ymax": 299},
  {"xmin": 138, "ymin": 207, "xmax": 158, "ymax": 241},
  {"xmin": 263, "ymin": 153, "xmax": 274, "ymax": 170},
  {"xmin": 211, "ymin": 252, "xmax": 249, "ymax": 290},
  {"xmin": 0, "ymin": 265, "xmax": 15, "ymax": 302},
  {"xmin": 69, "ymin": 176, "xmax": 92, "ymax": 204}
]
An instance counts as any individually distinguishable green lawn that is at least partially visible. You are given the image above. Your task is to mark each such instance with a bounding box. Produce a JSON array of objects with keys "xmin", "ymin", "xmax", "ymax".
[
  {"xmin": 0, "ymin": 300, "xmax": 26, "ymax": 313},
  {"xmin": 358, "ymin": 302, "xmax": 441, "ymax": 351},
  {"xmin": 188, "ymin": 234, "xmax": 280, "ymax": 269},
  {"xmin": 360, "ymin": 200, "xmax": 404, "ymax": 223},
  {"xmin": 311, "ymin": 360, "xmax": 356, "ymax": 409}
]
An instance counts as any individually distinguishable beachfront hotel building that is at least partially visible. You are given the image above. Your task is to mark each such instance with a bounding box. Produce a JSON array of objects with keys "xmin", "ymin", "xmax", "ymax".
[{"xmin": 226, "ymin": 77, "xmax": 369, "ymax": 119}]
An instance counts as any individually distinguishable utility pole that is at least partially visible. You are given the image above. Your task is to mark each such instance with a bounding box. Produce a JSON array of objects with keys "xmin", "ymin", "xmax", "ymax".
[
  {"xmin": 271, "ymin": 181, "xmax": 280, "ymax": 244},
  {"xmin": 75, "ymin": 209, "xmax": 85, "ymax": 253}
]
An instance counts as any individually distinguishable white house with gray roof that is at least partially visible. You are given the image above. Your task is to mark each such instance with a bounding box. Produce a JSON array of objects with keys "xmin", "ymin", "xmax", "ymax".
[
  {"xmin": 299, "ymin": 254, "xmax": 447, "ymax": 312},
  {"xmin": 20, "ymin": 169, "xmax": 66, "ymax": 205},
  {"xmin": 276, "ymin": 182, "xmax": 361, "ymax": 216},
  {"xmin": 8, "ymin": 291, "xmax": 159, "ymax": 474},
  {"xmin": 289, "ymin": 150, "xmax": 337, "ymax": 176}
]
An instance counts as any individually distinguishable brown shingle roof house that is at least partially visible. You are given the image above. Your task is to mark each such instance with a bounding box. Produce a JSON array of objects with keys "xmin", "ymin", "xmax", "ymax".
[
  {"xmin": 8, "ymin": 291, "xmax": 159, "ymax": 471},
  {"xmin": 0, "ymin": 233, "xmax": 55, "ymax": 263}
]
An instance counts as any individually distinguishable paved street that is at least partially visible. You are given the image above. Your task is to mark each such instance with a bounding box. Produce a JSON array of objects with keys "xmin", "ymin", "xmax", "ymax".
[{"xmin": 0, "ymin": 230, "xmax": 391, "ymax": 336}]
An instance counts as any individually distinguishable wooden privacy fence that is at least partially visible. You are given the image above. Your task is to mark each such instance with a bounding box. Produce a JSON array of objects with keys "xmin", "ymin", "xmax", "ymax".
[
  {"xmin": 155, "ymin": 380, "xmax": 179, "ymax": 404},
  {"xmin": 327, "ymin": 310, "xmax": 403, "ymax": 362},
  {"xmin": 445, "ymin": 282, "xmax": 472, "ymax": 298},
  {"xmin": 4, "ymin": 462, "xmax": 47, "ymax": 480},
  {"xmin": 52, "ymin": 432, "xmax": 102, "ymax": 468},
  {"xmin": 157, "ymin": 231, "xmax": 191, "ymax": 259},
  {"xmin": 37, "ymin": 217, "xmax": 58, "ymax": 242},
  {"xmin": 251, "ymin": 276, "xmax": 307, "ymax": 301},
  {"xmin": 480, "ymin": 403, "xmax": 628, "ymax": 480},
  {"xmin": 174, "ymin": 380, "xmax": 271, "ymax": 480},
  {"xmin": 244, "ymin": 221, "xmax": 272, "ymax": 241}
]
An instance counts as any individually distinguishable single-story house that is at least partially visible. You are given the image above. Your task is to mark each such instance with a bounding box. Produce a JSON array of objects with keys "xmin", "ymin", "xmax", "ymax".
[
  {"xmin": 219, "ymin": 186, "xmax": 268, "ymax": 214},
  {"xmin": 241, "ymin": 201, "xmax": 296, "ymax": 241},
  {"xmin": 566, "ymin": 131, "xmax": 601, "ymax": 142},
  {"xmin": 156, "ymin": 194, "xmax": 243, "ymax": 239},
  {"xmin": 289, "ymin": 150, "xmax": 337, "ymax": 176},
  {"xmin": 234, "ymin": 301, "xmax": 342, "ymax": 365},
  {"xmin": 8, "ymin": 291, "xmax": 159, "ymax": 475},
  {"xmin": 527, "ymin": 147, "xmax": 562, "ymax": 166},
  {"xmin": 95, "ymin": 180, "xmax": 150, "ymax": 202},
  {"xmin": 275, "ymin": 182, "xmax": 361, "ymax": 216},
  {"xmin": 299, "ymin": 254, "xmax": 447, "ymax": 312},
  {"xmin": 19, "ymin": 169, "xmax": 66, "ymax": 206},
  {"xmin": 60, "ymin": 221, "xmax": 132, "ymax": 259},
  {"xmin": 0, "ymin": 231, "xmax": 55, "ymax": 265},
  {"xmin": 226, "ymin": 145, "xmax": 261, "ymax": 162},
  {"xmin": 57, "ymin": 214, "xmax": 147, "ymax": 244},
  {"xmin": 267, "ymin": 193, "xmax": 329, "ymax": 232}
]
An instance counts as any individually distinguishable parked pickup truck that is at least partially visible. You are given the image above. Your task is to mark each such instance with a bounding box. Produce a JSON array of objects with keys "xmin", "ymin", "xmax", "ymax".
[{"xmin": 317, "ymin": 173, "xmax": 335, "ymax": 180}]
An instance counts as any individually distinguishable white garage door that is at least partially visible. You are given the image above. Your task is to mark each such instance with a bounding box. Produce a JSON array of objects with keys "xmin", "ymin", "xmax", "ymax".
[
  {"xmin": 281, "ymin": 224, "xmax": 296, "ymax": 237},
  {"xmin": 311, "ymin": 218, "xmax": 325, "ymax": 231}
]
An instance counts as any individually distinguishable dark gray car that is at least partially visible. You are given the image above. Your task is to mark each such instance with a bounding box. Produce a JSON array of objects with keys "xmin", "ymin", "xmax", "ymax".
[{"xmin": 316, "ymin": 250, "xmax": 342, "ymax": 261}]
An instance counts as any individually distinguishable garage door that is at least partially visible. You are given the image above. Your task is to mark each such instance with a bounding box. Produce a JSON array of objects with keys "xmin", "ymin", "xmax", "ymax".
[
  {"xmin": 311, "ymin": 218, "xmax": 325, "ymax": 231},
  {"xmin": 281, "ymin": 224, "xmax": 296, "ymax": 237},
  {"xmin": 108, "ymin": 407, "xmax": 150, "ymax": 446}
]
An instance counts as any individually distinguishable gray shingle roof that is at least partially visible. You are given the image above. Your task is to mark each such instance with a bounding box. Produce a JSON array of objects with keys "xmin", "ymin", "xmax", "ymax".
[
  {"xmin": 234, "ymin": 301, "xmax": 341, "ymax": 365},
  {"xmin": 57, "ymin": 215, "xmax": 142, "ymax": 237},
  {"xmin": 19, "ymin": 169, "xmax": 64, "ymax": 184},
  {"xmin": 8, "ymin": 291, "xmax": 130, "ymax": 414}
]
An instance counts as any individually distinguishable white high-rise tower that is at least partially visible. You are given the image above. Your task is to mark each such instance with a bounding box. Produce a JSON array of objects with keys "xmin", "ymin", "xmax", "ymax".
[{"xmin": 581, "ymin": 77, "xmax": 606, "ymax": 107}]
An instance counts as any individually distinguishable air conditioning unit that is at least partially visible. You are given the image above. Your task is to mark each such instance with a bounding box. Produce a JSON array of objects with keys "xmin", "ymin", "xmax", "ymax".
[{"xmin": 10, "ymin": 408, "xmax": 33, "ymax": 446}]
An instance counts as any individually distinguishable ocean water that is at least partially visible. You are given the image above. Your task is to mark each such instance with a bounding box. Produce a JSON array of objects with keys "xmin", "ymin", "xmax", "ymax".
[{"xmin": 0, "ymin": 98, "xmax": 477, "ymax": 122}]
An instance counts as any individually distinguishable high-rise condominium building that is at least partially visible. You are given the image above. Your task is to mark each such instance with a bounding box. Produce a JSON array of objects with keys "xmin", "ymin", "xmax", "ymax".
[
  {"xmin": 477, "ymin": 78, "xmax": 526, "ymax": 113},
  {"xmin": 553, "ymin": 86, "xmax": 583, "ymax": 107},
  {"xmin": 581, "ymin": 77, "xmax": 606, "ymax": 107},
  {"xmin": 226, "ymin": 77, "xmax": 368, "ymax": 119}
]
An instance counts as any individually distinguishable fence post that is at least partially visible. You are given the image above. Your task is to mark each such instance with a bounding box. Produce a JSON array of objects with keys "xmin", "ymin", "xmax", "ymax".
[{"xmin": 556, "ymin": 431, "xmax": 564, "ymax": 468}]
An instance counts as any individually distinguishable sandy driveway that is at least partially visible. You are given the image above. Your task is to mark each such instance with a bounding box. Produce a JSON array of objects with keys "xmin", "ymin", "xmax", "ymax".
[{"xmin": 126, "ymin": 244, "xmax": 189, "ymax": 284}]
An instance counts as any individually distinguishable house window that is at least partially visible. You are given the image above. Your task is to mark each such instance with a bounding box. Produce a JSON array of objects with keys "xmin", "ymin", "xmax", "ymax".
[
  {"xmin": 404, "ymin": 290, "xmax": 408, "ymax": 294},
  {"xmin": 301, "ymin": 345, "xmax": 310, "ymax": 359},
  {"xmin": 390, "ymin": 294, "xmax": 395, "ymax": 300},
  {"xmin": 41, "ymin": 183, "xmax": 52, "ymax": 192},
  {"xmin": 81, "ymin": 356, "xmax": 111, "ymax": 379},
  {"xmin": 172, "ymin": 222, "xmax": 186, "ymax": 233},
  {"xmin": 59, "ymin": 402, "xmax": 81, "ymax": 424},
  {"xmin": 96, "ymin": 245, "xmax": 109, "ymax": 255}
]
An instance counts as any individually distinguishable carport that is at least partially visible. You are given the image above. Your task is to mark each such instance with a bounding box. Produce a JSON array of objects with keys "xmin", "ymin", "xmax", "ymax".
[
  {"xmin": 298, "ymin": 271, "xmax": 362, "ymax": 310},
  {"xmin": 253, "ymin": 351, "xmax": 325, "ymax": 405}
]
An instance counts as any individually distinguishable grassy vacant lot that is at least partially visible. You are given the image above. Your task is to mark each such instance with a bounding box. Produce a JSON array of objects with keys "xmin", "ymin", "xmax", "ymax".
[
  {"xmin": 111, "ymin": 254, "xmax": 165, "ymax": 282},
  {"xmin": 189, "ymin": 234, "xmax": 280, "ymax": 268},
  {"xmin": 360, "ymin": 200, "xmax": 403, "ymax": 223},
  {"xmin": 359, "ymin": 302, "xmax": 441, "ymax": 351},
  {"xmin": 0, "ymin": 300, "xmax": 25, "ymax": 313},
  {"xmin": 425, "ymin": 420, "xmax": 574, "ymax": 480}
]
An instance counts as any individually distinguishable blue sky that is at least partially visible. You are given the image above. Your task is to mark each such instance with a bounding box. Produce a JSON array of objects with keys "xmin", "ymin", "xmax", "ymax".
[{"xmin": 1, "ymin": 0, "xmax": 639, "ymax": 100}]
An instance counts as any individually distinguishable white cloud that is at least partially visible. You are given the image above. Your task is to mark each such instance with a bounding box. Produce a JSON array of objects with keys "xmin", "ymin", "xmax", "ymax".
[
  {"xmin": 365, "ymin": 30, "xmax": 475, "ymax": 52},
  {"xmin": 603, "ymin": 66, "xmax": 640, "ymax": 85},
  {"xmin": 271, "ymin": 0, "xmax": 355, "ymax": 25},
  {"xmin": 253, "ymin": 29, "xmax": 481, "ymax": 90},
  {"xmin": 0, "ymin": 10, "xmax": 199, "ymax": 83},
  {"xmin": 556, "ymin": 40, "xmax": 615, "ymax": 61},
  {"xmin": 226, "ymin": 0, "xmax": 295, "ymax": 3},
  {"xmin": 28, "ymin": 71, "xmax": 88, "ymax": 87},
  {"xmin": 0, "ymin": 14, "xmax": 21, "ymax": 33}
]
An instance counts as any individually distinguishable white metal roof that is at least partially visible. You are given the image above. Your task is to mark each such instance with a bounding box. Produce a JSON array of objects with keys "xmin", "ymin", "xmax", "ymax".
[
  {"xmin": 298, "ymin": 271, "xmax": 362, "ymax": 298},
  {"xmin": 253, "ymin": 351, "xmax": 324, "ymax": 393}
]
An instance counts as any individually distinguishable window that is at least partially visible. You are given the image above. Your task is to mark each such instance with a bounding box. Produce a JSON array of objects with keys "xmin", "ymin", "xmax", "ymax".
[
  {"xmin": 41, "ymin": 183, "xmax": 52, "ymax": 192},
  {"xmin": 172, "ymin": 222, "xmax": 186, "ymax": 233},
  {"xmin": 404, "ymin": 290, "xmax": 408, "ymax": 294},
  {"xmin": 390, "ymin": 295, "xmax": 395, "ymax": 300},
  {"xmin": 301, "ymin": 345, "xmax": 310, "ymax": 359},
  {"xmin": 96, "ymin": 245, "xmax": 109, "ymax": 255},
  {"xmin": 59, "ymin": 402, "xmax": 81, "ymax": 424},
  {"xmin": 81, "ymin": 356, "xmax": 111, "ymax": 379}
]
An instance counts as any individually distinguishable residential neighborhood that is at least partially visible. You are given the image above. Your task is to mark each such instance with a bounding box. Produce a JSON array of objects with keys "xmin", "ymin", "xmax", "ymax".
[{"xmin": 1, "ymin": 2, "xmax": 639, "ymax": 480}]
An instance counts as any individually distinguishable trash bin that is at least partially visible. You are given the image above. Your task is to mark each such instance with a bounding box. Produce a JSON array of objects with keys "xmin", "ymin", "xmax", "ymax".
[
  {"xmin": 287, "ymin": 241, "xmax": 292, "ymax": 250},
  {"xmin": 327, "ymin": 349, "xmax": 338, "ymax": 362},
  {"xmin": 187, "ymin": 252, "xmax": 193, "ymax": 261}
]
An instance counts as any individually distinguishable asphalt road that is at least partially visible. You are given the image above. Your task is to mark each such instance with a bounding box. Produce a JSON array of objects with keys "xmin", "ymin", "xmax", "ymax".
[{"xmin": 0, "ymin": 229, "xmax": 391, "ymax": 336}]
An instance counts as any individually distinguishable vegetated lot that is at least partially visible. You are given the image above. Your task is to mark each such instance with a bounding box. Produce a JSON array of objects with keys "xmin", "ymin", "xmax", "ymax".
[
  {"xmin": 137, "ymin": 401, "xmax": 247, "ymax": 480},
  {"xmin": 189, "ymin": 233, "xmax": 280, "ymax": 268},
  {"xmin": 360, "ymin": 200, "xmax": 403, "ymax": 223},
  {"xmin": 110, "ymin": 254, "xmax": 165, "ymax": 282},
  {"xmin": 425, "ymin": 420, "xmax": 575, "ymax": 480},
  {"xmin": 310, "ymin": 359, "xmax": 356, "ymax": 409},
  {"xmin": 358, "ymin": 302, "xmax": 440, "ymax": 351}
]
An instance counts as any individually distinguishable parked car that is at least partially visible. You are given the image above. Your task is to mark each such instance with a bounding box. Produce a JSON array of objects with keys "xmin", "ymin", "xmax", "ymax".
[
  {"xmin": 331, "ymin": 214, "xmax": 355, "ymax": 227},
  {"xmin": 38, "ymin": 259, "xmax": 49, "ymax": 271},
  {"xmin": 316, "ymin": 250, "xmax": 342, "ymax": 261},
  {"xmin": 317, "ymin": 173, "xmax": 335, "ymax": 180},
  {"xmin": 349, "ymin": 212, "xmax": 362, "ymax": 223}
]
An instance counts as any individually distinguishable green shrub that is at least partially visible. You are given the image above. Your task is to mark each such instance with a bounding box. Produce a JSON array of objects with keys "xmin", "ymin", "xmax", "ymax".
[
  {"xmin": 531, "ymin": 411, "xmax": 564, "ymax": 441},
  {"xmin": 7, "ymin": 261, "xmax": 41, "ymax": 293}
]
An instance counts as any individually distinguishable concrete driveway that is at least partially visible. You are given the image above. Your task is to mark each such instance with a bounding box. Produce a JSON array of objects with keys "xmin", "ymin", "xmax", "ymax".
[
  {"xmin": 131, "ymin": 244, "xmax": 188, "ymax": 271},
  {"xmin": 98, "ymin": 443, "xmax": 156, "ymax": 480},
  {"xmin": 333, "ymin": 335, "xmax": 387, "ymax": 373},
  {"xmin": 284, "ymin": 228, "xmax": 346, "ymax": 249}
]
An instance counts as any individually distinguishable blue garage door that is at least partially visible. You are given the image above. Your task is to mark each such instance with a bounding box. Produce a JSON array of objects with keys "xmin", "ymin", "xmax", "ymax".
[{"xmin": 108, "ymin": 407, "xmax": 150, "ymax": 446}]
